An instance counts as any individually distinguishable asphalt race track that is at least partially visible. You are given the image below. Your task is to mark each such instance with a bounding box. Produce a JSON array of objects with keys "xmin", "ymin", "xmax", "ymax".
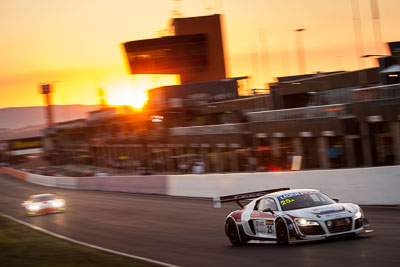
[{"xmin": 1, "ymin": 174, "xmax": 399, "ymax": 267}]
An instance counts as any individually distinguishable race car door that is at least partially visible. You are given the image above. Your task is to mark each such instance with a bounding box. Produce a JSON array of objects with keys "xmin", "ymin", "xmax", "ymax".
[{"xmin": 250, "ymin": 197, "xmax": 279, "ymax": 239}]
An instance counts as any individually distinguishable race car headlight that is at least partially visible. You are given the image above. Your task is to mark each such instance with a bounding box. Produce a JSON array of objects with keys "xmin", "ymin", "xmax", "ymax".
[
  {"xmin": 354, "ymin": 210, "xmax": 363, "ymax": 220},
  {"xmin": 52, "ymin": 199, "xmax": 65, "ymax": 208},
  {"xmin": 296, "ymin": 218, "xmax": 319, "ymax": 226},
  {"xmin": 28, "ymin": 204, "xmax": 40, "ymax": 211}
]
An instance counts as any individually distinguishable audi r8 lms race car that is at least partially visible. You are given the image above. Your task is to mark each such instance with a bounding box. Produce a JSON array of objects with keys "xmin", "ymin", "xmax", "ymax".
[
  {"xmin": 21, "ymin": 193, "xmax": 66, "ymax": 216},
  {"xmin": 214, "ymin": 188, "xmax": 371, "ymax": 245}
]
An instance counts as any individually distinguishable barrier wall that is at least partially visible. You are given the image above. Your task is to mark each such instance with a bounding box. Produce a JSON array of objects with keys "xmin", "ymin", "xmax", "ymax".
[
  {"xmin": 166, "ymin": 166, "xmax": 400, "ymax": 205},
  {"xmin": 1, "ymin": 166, "xmax": 400, "ymax": 204},
  {"xmin": 55, "ymin": 177, "xmax": 77, "ymax": 189},
  {"xmin": 76, "ymin": 175, "xmax": 167, "ymax": 195},
  {"xmin": 26, "ymin": 174, "xmax": 77, "ymax": 189},
  {"xmin": 0, "ymin": 167, "xmax": 28, "ymax": 181},
  {"xmin": 0, "ymin": 168, "xmax": 165, "ymax": 194},
  {"xmin": 28, "ymin": 173, "xmax": 56, "ymax": 187}
]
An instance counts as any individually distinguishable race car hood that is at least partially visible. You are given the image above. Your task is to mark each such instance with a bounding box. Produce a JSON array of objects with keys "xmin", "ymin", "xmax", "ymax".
[{"xmin": 284, "ymin": 203, "xmax": 358, "ymax": 220}]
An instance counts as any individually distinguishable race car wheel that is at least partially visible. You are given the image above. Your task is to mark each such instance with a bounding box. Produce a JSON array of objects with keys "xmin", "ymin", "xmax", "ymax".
[
  {"xmin": 276, "ymin": 220, "xmax": 289, "ymax": 245},
  {"xmin": 225, "ymin": 218, "xmax": 242, "ymax": 245}
]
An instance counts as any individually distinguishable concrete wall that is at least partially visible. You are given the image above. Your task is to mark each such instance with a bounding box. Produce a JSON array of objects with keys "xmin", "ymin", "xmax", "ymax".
[
  {"xmin": 0, "ymin": 168, "xmax": 166, "ymax": 195},
  {"xmin": 77, "ymin": 176, "xmax": 167, "ymax": 195},
  {"xmin": 1, "ymin": 166, "xmax": 399, "ymax": 205},
  {"xmin": 28, "ymin": 174, "xmax": 56, "ymax": 187},
  {"xmin": 0, "ymin": 167, "xmax": 27, "ymax": 181},
  {"xmin": 166, "ymin": 166, "xmax": 400, "ymax": 205},
  {"xmin": 54, "ymin": 177, "xmax": 78, "ymax": 189},
  {"xmin": 26, "ymin": 174, "xmax": 77, "ymax": 189}
]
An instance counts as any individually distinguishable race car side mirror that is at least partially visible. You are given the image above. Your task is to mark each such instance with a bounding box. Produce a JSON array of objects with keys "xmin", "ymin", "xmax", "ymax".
[
  {"xmin": 333, "ymin": 198, "xmax": 340, "ymax": 203},
  {"xmin": 263, "ymin": 208, "xmax": 275, "ymax": 215}
]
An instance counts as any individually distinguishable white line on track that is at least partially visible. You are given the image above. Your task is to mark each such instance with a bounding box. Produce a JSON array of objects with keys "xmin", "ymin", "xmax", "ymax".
[{"xmin": 0, "ymin": 212, "xmax": 179, "ymax": 267}]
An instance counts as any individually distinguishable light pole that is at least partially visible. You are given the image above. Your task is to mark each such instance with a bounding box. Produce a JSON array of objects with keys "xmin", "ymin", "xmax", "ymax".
[
  {"xmin": 39, "ymin": 82, "xmax": 59, "ymax": 128},
  {"xmin": 295, "ymin": 28, "xmax": 307, "ymax": 74},
  {"xmin": 38, "ymin": 81, "xmax": 59, "ymax": 161}
]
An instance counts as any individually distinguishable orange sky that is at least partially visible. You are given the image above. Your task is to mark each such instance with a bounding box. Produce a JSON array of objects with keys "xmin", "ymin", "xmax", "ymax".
[{"xmin": 0, "ymin": 0, "xmax": 399, "ymax": 108}]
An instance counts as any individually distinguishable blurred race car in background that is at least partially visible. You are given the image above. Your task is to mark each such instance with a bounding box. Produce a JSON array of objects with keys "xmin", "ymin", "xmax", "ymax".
[
  {"xmin": 214, "ymin": 188, "xmax": 372, "ymax": 245},
  {"xmin": 22, "ymin": 193, "xmax": 66, "ymax": 216}
]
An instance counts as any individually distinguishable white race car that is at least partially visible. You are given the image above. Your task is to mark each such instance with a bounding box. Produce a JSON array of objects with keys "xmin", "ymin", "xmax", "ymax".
[
  {"xmin": 22, "ymin": 193, "xmax": 66, "ymax": 216},
  {"xmin": 214, "ymin": 188, "xmax": 371, "ymax": 245}
]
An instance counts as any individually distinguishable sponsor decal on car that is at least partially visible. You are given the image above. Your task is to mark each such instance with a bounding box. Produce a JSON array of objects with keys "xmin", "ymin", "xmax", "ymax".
[
  {"xmin": 255, "ymin": 220, "xmax": 267, "ymax": 234},
  {"xmin": 277, "ymin": 191, "xmax": 314, "ymax": 201},
  {"xmin": 255, "ymin": 220, "xmax": 274, "ymax": 234}
]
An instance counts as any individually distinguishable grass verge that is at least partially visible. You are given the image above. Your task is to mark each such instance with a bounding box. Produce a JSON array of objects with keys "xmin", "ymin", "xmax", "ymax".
[{"xmin": 0, "ymin": 216, "xmax": 154, "ymax": 266}]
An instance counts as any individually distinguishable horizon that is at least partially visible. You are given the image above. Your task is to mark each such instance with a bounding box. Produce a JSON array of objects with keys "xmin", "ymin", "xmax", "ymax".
[
  {"xmin": 0, "ymin": 105, "xmax": 100, "ymax": 130},
  {"xmin": 0, "ymin": 104, "xmax": 100, "ymax": 110}
]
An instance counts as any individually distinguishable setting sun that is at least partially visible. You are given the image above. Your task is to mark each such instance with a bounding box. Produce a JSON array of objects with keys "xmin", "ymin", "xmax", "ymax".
[
  {"xmin": 107, "ymin": 86, "xmax": 146, "ymax": 110},
  {"xmin": 130, "ymin": 90, "xmax": 148, "ymax": 110},
  {"xmin": 106, "ymin": 74, "xmax": 179, "ymax": 109}
]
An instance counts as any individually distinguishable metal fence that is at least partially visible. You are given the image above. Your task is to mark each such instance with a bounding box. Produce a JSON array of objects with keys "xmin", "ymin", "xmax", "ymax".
[
  {"xmin": 247, "ymin": 104, "xmax": 350, "ymax": 122},
  {"xmin": 169, "ymin": 123, "xmax": 247, "ymax": 136},
  {"xmin": 352, "ymin": 83, "xmax": 400, "ymax": 102}
]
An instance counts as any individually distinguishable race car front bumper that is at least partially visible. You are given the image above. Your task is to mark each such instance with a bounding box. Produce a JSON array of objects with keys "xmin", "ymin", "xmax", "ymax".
[
  {"xmin": 27, "ymin": 207, "xmax": 65, "ymax": 216},
  {"xmin": 289, "ymin": 217, "xmax": 371, "ymax": 243}
]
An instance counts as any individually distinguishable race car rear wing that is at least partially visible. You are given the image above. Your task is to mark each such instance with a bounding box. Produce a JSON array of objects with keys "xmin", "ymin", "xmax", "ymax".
[{"xmin": 213, "ymin": 187, "xmax": 290, "ymax": 208}]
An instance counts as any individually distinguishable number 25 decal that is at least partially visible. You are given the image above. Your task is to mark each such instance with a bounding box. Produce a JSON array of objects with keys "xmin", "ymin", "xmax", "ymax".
[{"xmin": 280, "ymin": 199, "xmax": 294, "ymax": 206}]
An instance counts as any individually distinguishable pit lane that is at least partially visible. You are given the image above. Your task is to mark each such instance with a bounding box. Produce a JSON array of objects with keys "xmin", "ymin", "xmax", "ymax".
[{"xmin": 1, "ymin": 174, "xmax": 399, "ymax": 267}]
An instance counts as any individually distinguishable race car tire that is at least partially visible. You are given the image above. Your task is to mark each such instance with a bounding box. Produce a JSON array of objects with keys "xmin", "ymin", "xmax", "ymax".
[
  {"xmin": 276, "ymin": 220, "xmax": 289, "ymax": 245},
  {"xmin": 225, "ymin": 218, "xmax": 242, "ymax": 245}
]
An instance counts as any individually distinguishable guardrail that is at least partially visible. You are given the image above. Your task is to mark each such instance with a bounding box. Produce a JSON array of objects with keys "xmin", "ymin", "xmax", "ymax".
[
  {"xmin": 352, "ymin": 83, "xmax": 400, "ymax": 102},
  {"xmin": 247, "ymin": 104, "xmax": 349, "ymax": 122},
  {"xmin": 169, "ymin": 123, "xmax": 248, "ymax": 136}
]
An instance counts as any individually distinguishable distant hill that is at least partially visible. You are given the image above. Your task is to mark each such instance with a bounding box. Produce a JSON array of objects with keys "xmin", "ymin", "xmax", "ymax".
[
  {"xmin": 0, "ymin": 124, "xmax": 46, "ymax": 141},
  {"xmin": 0, "ymin": 105, "xmax": 100, "ymax": 130}
]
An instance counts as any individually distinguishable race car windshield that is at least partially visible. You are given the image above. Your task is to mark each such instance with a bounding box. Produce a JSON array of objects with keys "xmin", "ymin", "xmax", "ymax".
[
  {"xmin": 278, "ymin": 191, "xmax": 336, "ymax": 211},
  {"xmin": 32, "ymin": 195, "xmax": 55, "ymax": 202}
]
